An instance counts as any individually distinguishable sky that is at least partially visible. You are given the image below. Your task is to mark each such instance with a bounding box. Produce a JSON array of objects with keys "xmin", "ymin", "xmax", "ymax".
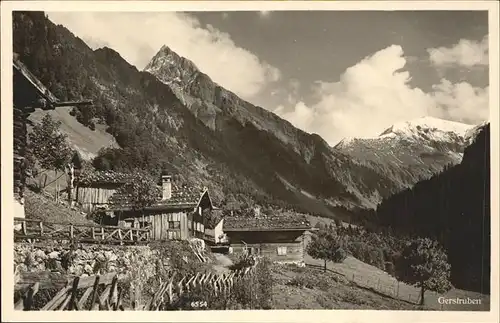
[{"xmin": 47, "ymin": 10, "xmax": 490, "ymax": 145}]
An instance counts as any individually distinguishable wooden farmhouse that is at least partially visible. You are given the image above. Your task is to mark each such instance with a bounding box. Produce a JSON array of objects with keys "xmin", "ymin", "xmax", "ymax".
[
  {"xmin": 12, "ymin": 54, "xmax": 92, "ymax": 219},
  {"xmin": 77, "ymin": 171, "xmax": 215, "ymax": 241},
  {"xmin": 223, "ymin": 209, "xmax": 312, "ymax": 264}
]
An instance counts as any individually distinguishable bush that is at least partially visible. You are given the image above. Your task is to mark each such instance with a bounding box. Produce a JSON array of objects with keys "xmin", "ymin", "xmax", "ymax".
[
  {"xmin": 332, "ymin": 248, "xmax": 347, "ymax": 263},
  {"xmin": 229, "ymin": 254, "xmax": 256, "ymax": 271}
]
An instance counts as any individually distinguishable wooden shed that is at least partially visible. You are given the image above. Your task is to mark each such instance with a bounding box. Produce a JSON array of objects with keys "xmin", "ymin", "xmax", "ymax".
[
  {"xmin": 223, "ymin": 210, "xmax": 312, "ymax": 264},
  {"xmin": 74, "ymin": 171, "xmax": 143, "ymax": 213}
]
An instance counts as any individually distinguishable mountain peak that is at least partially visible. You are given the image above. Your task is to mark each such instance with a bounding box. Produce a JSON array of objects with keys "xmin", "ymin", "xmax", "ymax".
[
  {"xmin": 144, "ymin": 45, "xmax": 200, "ymax": 83},
  {"xmin": 379, "ymin": 116, "xmax": 475, "ymax": 140}
]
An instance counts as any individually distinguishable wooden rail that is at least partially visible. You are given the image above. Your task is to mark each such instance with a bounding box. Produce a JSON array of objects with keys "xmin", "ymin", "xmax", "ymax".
[{"xmin": 14, "ymin": 218, "xmax": 150, "ymax": 245}]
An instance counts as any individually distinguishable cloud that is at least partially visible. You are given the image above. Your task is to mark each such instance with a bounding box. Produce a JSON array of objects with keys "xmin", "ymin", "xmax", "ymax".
[
  {"xmin": 427, "ymin": 35, "xmax": 489, "ymax": 67},
  {"xmin": 430, "ymin": 79, "xmax": 489, "ymax": 123},
  {"xmin": 275, "ymin": 44, "xmax": 489, "ymax": 145},
  {"xmin": 47, "ymin": 12, "xmax": 280, "ymax": 100}
]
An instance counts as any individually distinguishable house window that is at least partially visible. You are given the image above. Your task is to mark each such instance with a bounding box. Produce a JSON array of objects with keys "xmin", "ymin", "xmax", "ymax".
[
  {"xmin": 168, "ymin": 221, "xmax": 180, "ymax": 229},
  {"xmin": 277, "ymin": 246, "xmax": 288, "ymax": 256}
]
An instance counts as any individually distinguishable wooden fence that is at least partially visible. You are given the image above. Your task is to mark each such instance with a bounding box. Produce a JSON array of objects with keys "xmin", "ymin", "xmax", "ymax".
[
  {"xmin": 137, "ymin": 264, "xmax": 257, "ymax": 310},
  {"xmin": 305, "ymin": 263, "xmax": 422, "ymax": 304},
  {"xmin": 14, "ymin": 218, "xmax": 150, "ymax": 245},
  {"xmin": 15, "ymin": 263, "xmax": 257, "ymax": 311},
  {"xmin": 15, "ymin": 272, "xmax": 123, "ymax": 311}
]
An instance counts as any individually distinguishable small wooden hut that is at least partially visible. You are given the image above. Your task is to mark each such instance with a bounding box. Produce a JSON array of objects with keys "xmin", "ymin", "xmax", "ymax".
[{"xmin": 223, "ymin": 210, "xmax": 312, "ymax": 264}]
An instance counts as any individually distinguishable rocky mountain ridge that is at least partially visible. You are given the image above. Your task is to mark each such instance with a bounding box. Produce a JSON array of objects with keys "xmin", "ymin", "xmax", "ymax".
[{"xmin": 144, "ymin": 44, "xmax": 481, "ymax": 210}]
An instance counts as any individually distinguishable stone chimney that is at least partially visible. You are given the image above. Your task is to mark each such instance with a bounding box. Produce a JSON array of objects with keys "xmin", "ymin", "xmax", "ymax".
[{"xmin": 161, "ymin": 175, "xmax": 172, "ymax": 200}]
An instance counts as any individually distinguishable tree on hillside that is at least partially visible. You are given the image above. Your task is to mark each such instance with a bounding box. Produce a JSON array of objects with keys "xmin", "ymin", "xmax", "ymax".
[
  {"xmin": 395, "ymin": 238, "xmax": 452, "ymax": 306},
  {"xmin": 306, "ymin": 227, "xmax": 346, "ymax": 272},
  {"xmin": 115, "ymin": 171, "xmax": 161, "ymax": 227},
  {"xmin": 29, "ymin": 114, "xmax": 72, "ymax": 171},
  {"xmin": 29, "ymin": 114, "xmax": 73, "ymax": 197}
]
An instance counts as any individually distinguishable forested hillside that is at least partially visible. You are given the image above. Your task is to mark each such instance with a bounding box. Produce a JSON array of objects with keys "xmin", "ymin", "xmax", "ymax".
[{"xmin": 376, "ymin": 124, "xmax": 491, "ymax": 293}]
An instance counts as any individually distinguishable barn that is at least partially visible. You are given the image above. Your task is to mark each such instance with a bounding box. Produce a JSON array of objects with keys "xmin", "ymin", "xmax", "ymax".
[{"xmin": 223, "ymin": 209, "xmax": 312, "ymax": 265}]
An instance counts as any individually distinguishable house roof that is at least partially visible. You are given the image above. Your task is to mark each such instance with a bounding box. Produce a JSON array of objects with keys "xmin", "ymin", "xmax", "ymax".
[
  {"xmin": 76, "ymin": 170, "xmax": 212, "ymax": 211},
  {"xmin": 13, "ymin": 54, "xmax": 92, "ymax": 110},
  {"xmin": 13, "ymin": 55, "xmax": 59, "ymax": 108},
  {"xmin": 204, "ymin": 209, "xmax": 223, "ymax": 229},
  {"xmin": 107, "ymin": 183, "xmax": 210, "ymax": 212},
  {"xmin": 75, "ymin": 170, "xmax": 142, "ymax": 187},
  {"xmin": 223, "ymin": 213, "xmax": 312, "ymax": 232}
]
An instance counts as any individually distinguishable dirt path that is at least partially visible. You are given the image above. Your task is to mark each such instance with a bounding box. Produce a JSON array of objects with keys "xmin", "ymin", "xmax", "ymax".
[{"xmin": 211, "ymin": 253, "xmax": 233, "ymax": 274}]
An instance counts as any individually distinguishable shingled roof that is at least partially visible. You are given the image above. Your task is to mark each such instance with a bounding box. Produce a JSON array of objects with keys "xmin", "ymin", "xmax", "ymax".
[
  {"xmin": 108, "ymin": 183, "xmax": 209, "ymax": 211},
  {"xmin": 75, "ymin": 170, "xmax": 142, "ymax": 187},
  {"xmin": 223, "ymin": 213, "xmax": 311, "ymax": 231}
]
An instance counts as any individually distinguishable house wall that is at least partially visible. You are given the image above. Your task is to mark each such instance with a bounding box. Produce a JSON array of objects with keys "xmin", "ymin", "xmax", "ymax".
[
  {"xmin": 117, "ymin": 210, "xmax": 196, "ymax": 241},
  {"xmin": 187, "ymin": 215, "xmax": 205, "ymax": 239},
  {"xmin": 148, "ymin": 211, "xmax": 189, "ymax": 240},
  {"xmin": 76, "ymin": 186, "xmax": 117, "ymax": 213},
  {"xmin": 205, "ymin": 219, "xmax": 225, "ymax": 244},
  {"xmin": 230, "ymin": 241, "xmax": 304, "ymax": 263}
]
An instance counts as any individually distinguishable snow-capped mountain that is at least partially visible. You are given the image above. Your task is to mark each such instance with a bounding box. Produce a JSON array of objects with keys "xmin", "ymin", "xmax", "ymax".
[
  {"xmin": 337, "ymin": 116, "xmax": 475, "ymax": 149},
  {"xmin": 334, "ymin": 116, "xmax": 481, "ymax": 197},
  {"xmin": 378, "ymin": 116, "xmax": 474, "ymax": 141}
]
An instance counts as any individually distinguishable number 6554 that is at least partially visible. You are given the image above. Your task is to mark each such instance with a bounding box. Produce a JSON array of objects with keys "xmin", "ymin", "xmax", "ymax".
[{"xmin": 190, "ymin": 301, "xmax": 208, "ymax": 308}]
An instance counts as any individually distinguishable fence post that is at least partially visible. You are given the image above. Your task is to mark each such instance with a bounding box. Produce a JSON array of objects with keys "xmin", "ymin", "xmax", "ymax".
[
  {"xmin": 39, "ymin": 221, "xmax": 44, "ymax": 236},
  {"xmin": 67, "ymin": 276, "xmax": 80, "ymax": 310},
  {"xmin": 89, "ymin": 275, "xmax": 100, "ymax": 310}
]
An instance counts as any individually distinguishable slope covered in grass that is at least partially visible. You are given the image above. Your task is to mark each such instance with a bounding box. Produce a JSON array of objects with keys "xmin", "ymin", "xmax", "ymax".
[{"xmin": 23, "ymin": 189, "xmax": 92, "ymax": 225}]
